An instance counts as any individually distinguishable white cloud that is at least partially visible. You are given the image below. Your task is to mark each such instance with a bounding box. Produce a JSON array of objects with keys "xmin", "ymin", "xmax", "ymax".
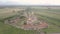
[{"xmin": 0, "ymin": 0, "xmax": 60, "ymax": 5}]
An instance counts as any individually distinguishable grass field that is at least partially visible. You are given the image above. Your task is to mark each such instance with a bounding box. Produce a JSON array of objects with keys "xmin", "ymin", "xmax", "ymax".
[
  {"xmin": 0, "ymin": 7, "xmax": 60, "ymax": 34},
  {"xmin": 34, "ymin": 9, "xmax": 60, "ymax": 33},
  {"xmin": 0, "ymin": 8, "xmax": 39, "ymax": 34}
]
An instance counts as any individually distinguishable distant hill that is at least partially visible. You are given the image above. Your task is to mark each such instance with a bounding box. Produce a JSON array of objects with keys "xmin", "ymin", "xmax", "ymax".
[{"xmin": 0, "ymin": 5, "xmax": 60, "ymax": 9}]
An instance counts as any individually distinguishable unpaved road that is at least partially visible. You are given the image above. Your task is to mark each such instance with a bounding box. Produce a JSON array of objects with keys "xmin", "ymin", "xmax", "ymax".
[{"xmin": 48, "ymin": 33, "xmax": 60, "ymax": 34}]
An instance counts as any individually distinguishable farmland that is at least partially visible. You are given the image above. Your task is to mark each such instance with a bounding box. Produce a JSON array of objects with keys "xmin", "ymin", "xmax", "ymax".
[
  {"xmin": 34, "ymin": 8, "xmax": 60, "ymax": 33},
  {"xmin": 0, "ymin": 8, "xmax": 38, "ymax": 34},
  {"xmin": 0, "ymin": 6, "xmax": 60, "ymax": 34}
]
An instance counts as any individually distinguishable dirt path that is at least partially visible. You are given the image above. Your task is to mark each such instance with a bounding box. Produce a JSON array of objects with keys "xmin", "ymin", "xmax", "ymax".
[{"xmin": 48, "ymin": 33, "xmax": 60, "ymax": 34}]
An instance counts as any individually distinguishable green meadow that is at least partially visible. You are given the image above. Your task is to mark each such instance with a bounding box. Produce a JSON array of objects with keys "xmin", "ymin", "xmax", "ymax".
[{"xmin": 0, "ymin": 7, "xmax": 60, "ymax": 34}]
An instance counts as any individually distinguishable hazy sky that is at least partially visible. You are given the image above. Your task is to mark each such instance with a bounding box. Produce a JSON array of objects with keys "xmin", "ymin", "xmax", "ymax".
[{"xmin": 0, "ymin": 0, "xmax": 60, "ymax": 5}]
